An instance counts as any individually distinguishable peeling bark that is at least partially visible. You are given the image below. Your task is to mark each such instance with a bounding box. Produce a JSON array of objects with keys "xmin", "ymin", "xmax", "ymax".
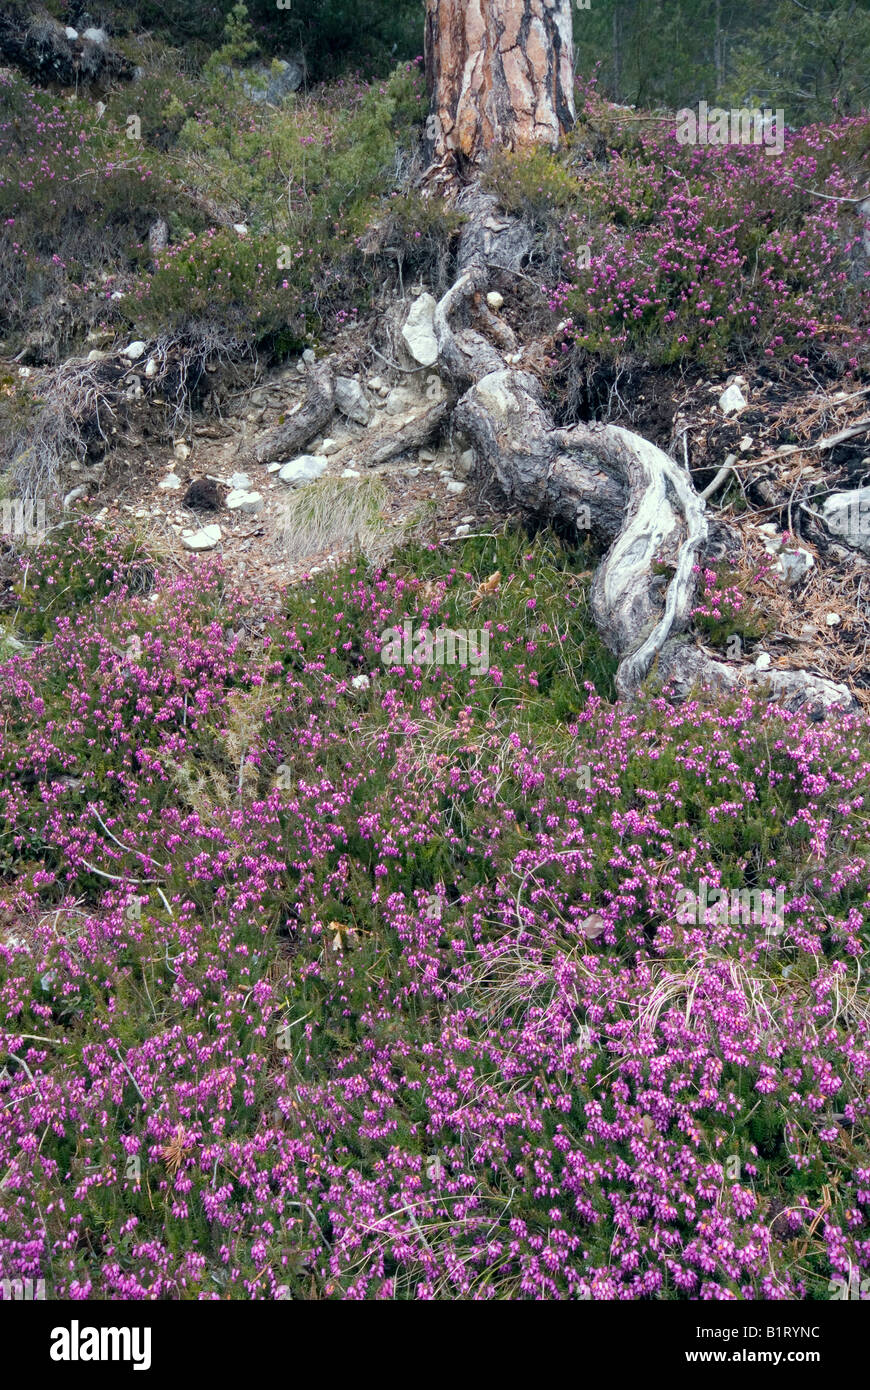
[{"xmin": 424, "ymin": 0, "xmax": 576, "ymax": 167}]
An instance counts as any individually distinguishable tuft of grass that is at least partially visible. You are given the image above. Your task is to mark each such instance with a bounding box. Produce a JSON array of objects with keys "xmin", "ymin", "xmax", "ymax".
[{"xmin": 279, "ymin": 475, "xmax": 395, "ymax": 564}]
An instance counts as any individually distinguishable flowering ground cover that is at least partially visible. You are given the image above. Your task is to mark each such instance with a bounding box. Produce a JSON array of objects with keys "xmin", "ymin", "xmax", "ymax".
[{"xmin": 0, "ymin": 522, "xmax": 868, "ymax": 1299}]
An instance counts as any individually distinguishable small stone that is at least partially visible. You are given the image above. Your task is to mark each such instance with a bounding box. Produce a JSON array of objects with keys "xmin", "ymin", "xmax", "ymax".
[
  {"xmin": 826, "ymin": 612, "xmax": 841, "ymax": 627},
  {"xmin": 718, "ymin": 382, "xmax": 747, "ymax": 416},
  {"xmin": 229, "ymin": 472, "xmax": 253, "ymax": 491},
  {"xmin": 334, "ymin": 377, "xmax": 371, "ymax": 425},
  {"xmin": 446, "ymin": 480, "xmax": 466, "ymax": 495},
  {"xmin": 173, "ymin": 440, "xmax": 190, "ymax": 462},
  {"xmin": 367, "ymin": 376, "xmax": 385, "ymax": 392},
  {"xmin": 158, "ymin": 473, "xmax": 182, "ymax": 491},
  {"xmin": 121, "ymin": 340, "xmax": 146, "ymax": 362},
  {"xmin": 86, "ymin": 349, "xmax": 108, "ymax": 362},
  {"xmin": 144, "ymin": 357, "xmax": 158, "ymax": 378},
  {"xmin": 754, "ymin": 652, "xmax": 772, "ymax": 671},
  {"xmin": 340, "ymin": 467, "xmax": 361, "ymax": 478},
  {"xmin": 351, "ymin": 674, "xmax": 370, "ymax": 692},
  {"xmin": 778, "ymin": 547, "xmax": 815, "ymax": 586},
  {"xmin": 486, "ymin": 291, "xmax": 504, "ymax": 311},
  {"xmin": 82, "ymin": 27, "xmax": 108, "ymax": 44},
  {"xmin": 65, "ymin": 27, "xmax": 79, "ymax": 39},
  {"xmin": 418, "ymin": 449, "xmax": 436, "ymax": 463},
  {"xmin": 317, "ymin": 438, "xmax": 340, "ymax": 456},
  {"xmin": 455, "ymin": 449, "xmax": 475, "ymax": 479},
  {"xmin": 302, "ymin": 349, "xmax": 316, "ymax": 366},
  {"xmin": 278, "ymin": 455, "xmax": 328, "ymax": 487},
  {"xmin": 385, "ymin": 386, "xmax": 417, "ymax": 417},
  {"xmin": 454, "ymin": 524, "xmax": 471, "ymax": 537},
  {"xmin": 181, "ymin": 524, "xmax": 221, "ymax": 552},
  {"xmin": 739, "ymin": 435, "xmax": 754, "ymax": 452},
  {"xmin": 226, "ymin": 489, "xmax": 264, "ymax": 514},
  {"xmin": 232, "ymin": 223, "xmax": 248, "ymax": 237}
]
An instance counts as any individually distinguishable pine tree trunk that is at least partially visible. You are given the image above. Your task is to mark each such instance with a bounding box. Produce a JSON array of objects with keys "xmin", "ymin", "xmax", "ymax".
[{"xmin": 424, "ymin": 0, "xmax": 576, "ymax": 167}]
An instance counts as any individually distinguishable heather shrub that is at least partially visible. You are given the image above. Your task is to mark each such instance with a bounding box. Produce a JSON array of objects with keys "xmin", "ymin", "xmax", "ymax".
[
  {"xmin": 1, "ymin": 521, "xmax": 869, "ymax": 1299},
  {"xmin": 536, "ymin": 104, "xmax": 870, "ymax": 372},
  {"xmin": 372, "ymin": 190, "xmax": 464, "ymax": 294},
  {"xmin": 483, "ymin": 145, "xmax": 580, "ymax": 221}
]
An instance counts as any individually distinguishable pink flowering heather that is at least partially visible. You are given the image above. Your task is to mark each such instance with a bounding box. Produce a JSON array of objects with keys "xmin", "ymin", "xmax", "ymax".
[{"xmin": 0, "ymin": 523, "xmax": 867, "ymax": 1300}]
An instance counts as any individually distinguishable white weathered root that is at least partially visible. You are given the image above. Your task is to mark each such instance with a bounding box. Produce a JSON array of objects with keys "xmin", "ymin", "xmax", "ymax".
[
  {"xmin": 656, "ymin": 639, "xmax": 855, "ymax": 713},
  {"xmin": 555, "ymin": 423, "xmax": 708, "ymax": 698}
]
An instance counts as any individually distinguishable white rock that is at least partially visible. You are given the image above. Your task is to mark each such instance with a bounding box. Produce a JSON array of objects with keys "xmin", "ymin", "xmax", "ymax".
[
  {"xmin": 267, "ymin": 462, "xmax": 283, "ymax": 473},
  {"xmin": 351, "ymin": 674, "xmax": 370, "ymax": 692},
  {"xmin": 86, "ymin": 349, "xmax": 108, "ymax": 362},
  {"xmin": 173, "ymin": 440, "xmax": 190, "ymax": 461},
  {"xmin": 317, "ymin": 438, "xmax": 339, "ymax": 456},
  {"xmin": 226, "ymin": 489, "xmax": 264, "ymax": 514},
  {"xmin": 486, "ymin": 291, "xmax": 504, "ymax": 311},
  {"xmin": 718, "ymin": 382, "xmax": 747, "ymax": 416},
  {"xmin": 367, "ymin": 376, "xmax": 385, "ymax": 392},
  {"xmin": 144, "ymin": 357, "xmax": 158, "ymax": 378},
  {"xmin": 110, "ymin": 291, "xmax": 124, "ymax": 301},
  {"xmin": 229, "ymin": 472, "xmax": 253, "ymax": 491},
  {"xmin": 778, "ymin": 547, "xmax": 815, "ymax": 585},
  {"xmin": 822, "ymin": 487, "xmax": 870, "ymax": 555},
  {"xmin": 302, "ymin": 349, "xmax": 316, "ymax": 365},
  {"xmin": 278, "ymin": 455, "xmax": 327, "ymax": 487},
  {"xmin": 455, "ymin": 449, "xmax": 475, "ymax": 479},
  {"xmin": 233, "ymin": 223, "xmax": 248, "ymax": 237},
  {"xmin": 739, "ymin": 435, "xmax": 754, "ymax": 452},
  {"xmin": 158, "ymin": 473, "xmax": 182, "ymax": 491},
  {"xmin": 121, "ymin": 340, "xmax": 146, "ymax": 361},
  {"xmin": 334, "ymin": 376, "xmax": 371, "ymax": 425},
  {"xmin": 446, "ymin": 480, "xmax": 466, "ymax": 495},
  {"xmin": 754, "ymin": 652, "xmax": 772, "ymax": 671},
  {"xmin": 82, "ymin": 27, "xmax": 108, "ymax": 44},
  {"xmin": 385, "ymin": 386, "xmax": 417, "ymax": 417},
  {"xmin": 454, "ymin": 524, "xmax": 471, "ymax": 537},
  {"xmin": 340, "ymin": 468, "xmax": 361, "ymax": 478},
  {"xmin": 401, "ymin": 292, "xmax": 439, "ymax": 366},
  {"xmin": 826, "ymin": 612, "xmax": 841, "ymax": 627},
  {"xmin": 181, "ymin": 525, "xmax": 221, "ymax": 552},
  {"xmin": 65, "ymin": 27, "xmax": 79, "ymax": 40},
  {"xmin": 418, "ymin": 449, "xmax": 436, "ymax": 463}
]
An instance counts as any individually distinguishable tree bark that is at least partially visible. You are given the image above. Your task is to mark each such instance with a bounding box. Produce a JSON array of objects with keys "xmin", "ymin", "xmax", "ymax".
[{"xmin": 424, "ymin": 0, "xmax": 576, "ymax": 168}]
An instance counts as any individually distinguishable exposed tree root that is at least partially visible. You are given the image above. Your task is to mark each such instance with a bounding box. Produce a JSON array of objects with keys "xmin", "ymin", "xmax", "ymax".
[
  {"xmin": 355, "ymin": 400, "xmax": 452, "ymax": 469},
  {"xmin": 242, "ymin": 359, "xmax": 334, "ymax": 467},
  {"xmin": 253, "ymin": 188, "xmax": 855, "ymax": 713}
]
